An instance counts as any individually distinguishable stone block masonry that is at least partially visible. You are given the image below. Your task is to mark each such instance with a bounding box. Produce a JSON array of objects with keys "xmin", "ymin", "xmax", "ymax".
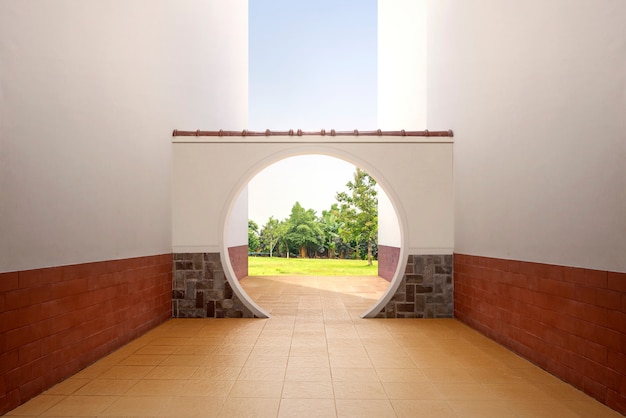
[
  {"xmin": 173, "ymin": 253, "xmax": 254, "ymax": 318},
  {"xmin": 376, "ymin": 254, "xmax": 454, "ymax": 318}
]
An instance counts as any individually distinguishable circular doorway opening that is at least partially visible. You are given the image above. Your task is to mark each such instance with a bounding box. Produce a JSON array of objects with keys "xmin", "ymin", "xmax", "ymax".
[{"xmin": 222, "ymin": 152, "xmax": 407, "ymax": 319}]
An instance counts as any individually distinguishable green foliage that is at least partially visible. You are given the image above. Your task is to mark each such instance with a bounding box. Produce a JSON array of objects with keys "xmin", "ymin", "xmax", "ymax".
[
  {"xmin": 248, "ymin": 220, "xmax": 260, "ymax": 252},
  {"xmin": 336, "ymin": 168, "xmax": 378, "ymax": 265},
  {"xmin": 251, "ymin": 167, "xmax": 378, "ymax": 262},
  {"xmin": 259, "ymin": 216, "xmax": 281, "ymax": 257},
  {"xmin": 320, "ymin": 203, "xmax": 341, "ymax": 258},
  {"xmin": 284, "ymin": 202, "xmax": 323, "ymax": 258}
]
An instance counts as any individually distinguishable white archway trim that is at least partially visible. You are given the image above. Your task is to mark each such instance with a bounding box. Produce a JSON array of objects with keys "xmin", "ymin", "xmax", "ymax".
[{"xmin": 219, "ymin": 144, "xmax": 410, "ymax": 319}]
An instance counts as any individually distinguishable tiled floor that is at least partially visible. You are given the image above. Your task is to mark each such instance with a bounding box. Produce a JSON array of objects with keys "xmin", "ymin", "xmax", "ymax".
[{"xmin": 6, "ymin": 276, "xmax": 622, "ymax": 417}]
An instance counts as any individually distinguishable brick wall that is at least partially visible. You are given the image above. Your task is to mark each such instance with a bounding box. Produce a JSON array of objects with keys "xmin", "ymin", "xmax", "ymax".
[
  {"xmin": 377, "ymin": 245, "xmax": 400, "ymax": 282},
  {"xmin": 228, "ymin": 245, "xmax": 249, "ymax": 280},
  {"xmin": 454, "ymin": 254, "xmax": 626, "ymax": 415},
  {"xmin": 0, "ymin": 254, "xmax": 172, "ymax": 415}
]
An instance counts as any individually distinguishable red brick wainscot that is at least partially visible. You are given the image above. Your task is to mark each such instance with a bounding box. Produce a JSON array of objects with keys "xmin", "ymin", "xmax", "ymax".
[
  {"xmin": 377, "ymin": 245, "xmax": 400, "ymax": 282},
  {"xmin": 454, "ymin": 254, "xmax": 626, "ymax": 415},
  {"xmin": 0, "ymin": 254, "xmax": 172, "ymax": 415},
  {"xmin": 228, "ymin": 245, "xmax": 249, "ymax": 280}
]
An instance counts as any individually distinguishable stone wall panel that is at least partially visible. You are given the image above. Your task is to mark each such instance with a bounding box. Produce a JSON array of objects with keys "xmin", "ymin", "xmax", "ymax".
[
  {"xmin": 376, "ymin": 254, "xmax": 453, "ymax": 318},
  {"xmin": 173, "ymin": 252, "xmax": 254, "ymax": 318}
]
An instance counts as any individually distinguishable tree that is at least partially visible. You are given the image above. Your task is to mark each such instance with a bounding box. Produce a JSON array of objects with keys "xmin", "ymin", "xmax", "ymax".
[
  {"xmin": 320, "ymin": 204, "xmax": 341, "ymax": 258},
  {"xmin": 277, "ymin": 220, "xmax": 292, "ymax": 258},
  {"xmin": 336, "ymin": 168, "xmax": 378, "ymax": 265},
  {"xmin": 285, "ymin": 202, "xmax": 323, "ymax": 258},
  {"xmin": 248, "ymin": 220, "xmax": 260, "ymax": 253},
  {"xmin": 259, "ymin": 217, "xmax": 281, "ymax": 257}
]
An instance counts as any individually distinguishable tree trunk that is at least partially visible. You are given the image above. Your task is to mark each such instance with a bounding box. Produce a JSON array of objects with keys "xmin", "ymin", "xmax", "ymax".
[
  {"xmin": 300, "ymin": 246, "xmax": 307, "ymax": 258},
  {"xmin": 367, "ymin": 240, "xmax": 373, "ymax": 266}
]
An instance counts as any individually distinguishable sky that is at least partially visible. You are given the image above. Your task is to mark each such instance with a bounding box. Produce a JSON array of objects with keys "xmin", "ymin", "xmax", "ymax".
[
  {"xmin": 248, "ymin": 0, "xmax": 377, "ymax": 227},
  {"xmin": 248, "ymin": 155, "xmax": 356, "ymax": 226}
]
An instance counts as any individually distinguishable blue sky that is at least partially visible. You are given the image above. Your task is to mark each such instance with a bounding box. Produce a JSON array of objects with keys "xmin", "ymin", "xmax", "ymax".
[{"xmin": 248, "ymin": 0, "xmax": 377, "ymax": 226}]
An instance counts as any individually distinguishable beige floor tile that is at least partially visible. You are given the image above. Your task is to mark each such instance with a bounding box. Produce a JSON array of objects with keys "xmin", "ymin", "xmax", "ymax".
[
  {"xmin": 213, "ymin": 345, "xmax": 254, "ymax": 356},
  {"xmin": 278, "ymin": 398, "xmax": 337, "ymax": 418},
  {"xmin": 4, "ymin": 395, "xmax": 65, "ymax": 416},
  {"xmin": 158, "ymin": 396, "xmax": 224, "ymax": 417},
  {"xmin": 150, "ymin": 337, "xmax": 191, "ymax": 346},
  {"xmin": 368, "ymin": 353, "xmax": 416, "ymax": 369},
  {"xmin": 285, "ymin": 366, "xmax": 332, "ymax": 382},
  {"xmin": 291, "ymin": 337, "xmax": 327, "ymax": 348},
  {"xmin": 173, "ymin": 345, "xmax": 218, "ymax": 355},
  {"xmin": 422, "ymin": 367, "xmax": 480, "ymax": 384},
  {"xmin": 331, "ymin": 367, "xmax": 379, "ymax": 382},
  {"xmin": 41, "ymin": 395, "xmax": 118, "ymax": 416},
  {"xmin": 100, "ymin": 395, "xmax": 172, "ymax": 416},
  {"xmin": 161, "ymin": 354, "xmax": 209, "ymax": 366},
  {"xmin": 434, "ymin": 383, "xmax": 496, "ymax": 400},
  {"xmin": 485, "ymin": 382, "xmax": 556, "ymax": 401},
  {"xmin": 537, "ymin": 383, "xmax": 592, "ymax": 401},
  {"xmin": 333, "ymin": 380, "xmax": 387, "ymax": 399},
  {"xmin": 376, "ymin": 367, "xmax": 428, "ymax": 383},
  {"xmin": 391, "ymin": 399, "xmax": 457, "ymax": 418},
  {"xmin": 126, "ymin": 379, "xmax": 185, "ymax": 396},
  {"xmin": 118, "ymin": 354, "xmax": 168, "ymax": 366},
  {"xmin": 245, "ymin": 354, "xmax": 290, "ymax": 368},
  {"xmin": 44, "ymin": 378, "xmax": 91, "ymax": 395},
  {"xmin": 327, "ymin": 345, "xmax": 367, "ymax": 356},
  {"xmin": 407, "ymin": 353, "xmax": 464, "ymax": 369},
  {"xmin": 255, "ymin": 337, "xmax": 294, "ymax": 347},
  {"xmin": 75, "ymin": 379, "xmax": 137, "ymax": 396},
  {"xmin": 282, "ymin": 381, "xmax": 334, "ymax": 399},
  {"xmin": 178, "ymin": 379, "xmax": 235, "ymax": 397},
  {"xmin": 237, "ymin": 366, "xmax": 286, "ymax": 381},
  {"xmin": 72, "ymin": 362, "xmax": 111, "ymax": 379},
  {"xmin": 192, "ymin": 366, "xmax": 242, "ymax": 380},
  {"xmin": 251, "ymin": 344, "xmax": 291, "ymax": 356},
  {"xmin": 98, "ymin": 365, "xmax": 155, "ymax": 380},
  {"xmin": 144, "ymin": 365, "xmax": 198, "ymax": 379},
  {"xmin": 466, "ymin": 366, "xmax": 525, "ymax": 384},
  {"xmin": 329, "ymin": 354, "xmax": 373, "ymax": 368},
  {"xmin": 564, "ymin": 399, "xmax": 625, "ymax": 417},
  {"xmin": 383, "ymin": 381, "xmax": 443, "ymax": 400},
  {"xmin": 447, "ymin": 400, "xmax": 517, "ymax": 417},
  {"xmin": 335, "ymin": 399, "xmax": 396, "ymax": 418},
  {"xmin": 507, "ymin": 400, "xmax": 581, "ymax": 418},
  {"xmin": 229, "ymin": 380, "xmax": 284, "ymax": 398},
  {"xmin": 289, "ymin": 345, "xmax": 328, "ymax": 356},
  {"xmin": 288, "ymin": 355, "xmax": 329, "ymax": 368},
  {"xmin": 203, "ymin": 354, "xmax": 251, "ymax": 367},
  {"xmin": 134, "ymin": 345, "xmax": 178, "ymax": 355},
  {"xmin": 217, "ymin": 397, "xmax": 280, "ymax": 418},
  {"xmin": 513, "ymin": 366, "xmax": 565, "ymax": 385}
]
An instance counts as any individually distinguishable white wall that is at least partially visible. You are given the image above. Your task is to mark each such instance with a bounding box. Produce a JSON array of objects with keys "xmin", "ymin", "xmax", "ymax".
[
  {"xmin": 378, "ymin": 0, "xmax": 430, "ymax": 250},
  {"xmin": 227, "ymin": 187, "xmax": 249, "ymax": 248},
  {"xmin": 0, "ymin": 0, "xmax": 248, "ymax": 272},
  {"xmin": 427, "ymin": 1, "xmax": 626, "ymax": 272},
  {"xmin": 378, "ymin": 0, "xmax": 428, "ymax": 129},
  {"xmin": 172, "ymin": 139, "xmax": 454, "ymax": 255},
  {"xmin": 377, "ymin": 185, "xmax": 401, "ymax": 247}
]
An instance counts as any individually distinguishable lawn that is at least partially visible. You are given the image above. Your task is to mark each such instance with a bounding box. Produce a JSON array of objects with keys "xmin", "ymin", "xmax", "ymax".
[{"xmin": 248, "ymin": 256, "xmax": 378, "ymax": 276}]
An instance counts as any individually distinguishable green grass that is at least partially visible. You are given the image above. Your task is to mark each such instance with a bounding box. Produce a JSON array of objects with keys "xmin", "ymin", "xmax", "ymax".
[{"xmin": 248, "ymin": 256, "xmax": 378, "ymax": 276}]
